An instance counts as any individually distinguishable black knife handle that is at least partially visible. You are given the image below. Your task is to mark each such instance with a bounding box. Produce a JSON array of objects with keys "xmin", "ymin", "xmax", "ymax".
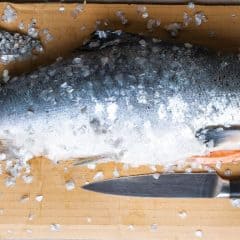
[{"xmin": 230, "ymin": 179, "xmax": 240, "ymax": 198}]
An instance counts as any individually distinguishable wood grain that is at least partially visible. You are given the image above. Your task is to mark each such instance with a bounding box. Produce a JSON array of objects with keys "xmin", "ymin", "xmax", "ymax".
[{"xmin": 0, "ymin": 2, "xmax": 240, "ymax": 239}]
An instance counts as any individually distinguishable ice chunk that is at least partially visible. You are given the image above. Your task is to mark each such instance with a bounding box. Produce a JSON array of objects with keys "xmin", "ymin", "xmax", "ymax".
[
  {"xmin": 0, "ymin": 30, "xmax": 42, "ymax": 64},
  {"xmin": 65, "ymin": 179, "xmax": 75, "ymax": 191},
  {"xmin": 5, "ymin": 177, "xmax": 15, "ymax": 187},
  {"xmin": 113, "ymin": 168, "xmax": 120, "ymax": 177},
  {"xmin": 153, "ymin": 173, "xmax": 160, "ymax": 180},
  {"xmin": 195, "ymin": 229, "xmax": 203, "ymax": 238},
  {"xmin": 35, "ymin": 195, "xmax": 44, "ymax": 202},
  {"xmin": 137, "ymin": 5, "xmax": 148, "ymax": 19},
  {"xmin": 58, "ymin": 6, "xmax": 65, "ymax": 13},
  {"xmin": 147, "ymin": 19, "xmax": 161, "ymax": 30},
  {"xmin": 50, "ymin": 223, "xmax": 60, "ymax": 232},
  {"xmin": 28, "ymin": 19, "xmax": 39, "ymax": 38},
  {"xmin": 195, "ymin": 12, "xmax": 208, "ymax": 26},
  {"xmin": 183, "ymin": 12, "xmax": 192, "ymax": 26},
  {"xmin": 22, "ymin": 174, "xmax": 33, "ymax": 184},
  {"xmin": 165, "ymin": 23, "xmax": 182, "ymax": 37},
  {"xmin": 2, "ymin": 69, "xmax": 10, "ymax": 83},
  {"xmin": 72, "ymin": 4, "xmax": 84, "ymax": 18},
  {"xmin": 116, "ymin": 11, "xmax": 128, "ymax": 25},
  {"xmin": 150, "ymin": 223, "xmax": 158, "ymax": 232},
  {"xmin": 188, "ymin": 2, "xmax": 195, "ymax": 9},
  {"xmin": 224, "ymin": 169, "xmax": 232, "ymax": 176},
  {"xmin": 231, "ymin": 199, "xmax": 240, "ymax": 208},
  {"xmin": 93, "ymin": 171, "xmax": 104, "ymax": 181},
  {"xmin": 18, "ymin": 21, "xmax": 25, "ymax": 30},
  {"xmin": 2, "ymin": 5, "xmax": 17, "ymax": 23},
  {"xmin": 178, "ymin": 210, "xmax": 187, "ymax": 219}
]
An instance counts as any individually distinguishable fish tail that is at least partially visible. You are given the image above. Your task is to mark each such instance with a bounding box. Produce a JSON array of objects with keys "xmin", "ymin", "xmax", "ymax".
[{"xmin": 72, "ymin": 153, "xmax": 117, "ymax": 166}]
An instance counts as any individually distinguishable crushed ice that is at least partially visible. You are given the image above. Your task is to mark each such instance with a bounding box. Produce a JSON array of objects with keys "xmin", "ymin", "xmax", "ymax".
[
  {"xmin": 2, "ymin": 5, "xmax": 17, "ymax": 23},
  {"xmin": 0, "ymin": 30, "xmax": 43, "ymax": 64}
]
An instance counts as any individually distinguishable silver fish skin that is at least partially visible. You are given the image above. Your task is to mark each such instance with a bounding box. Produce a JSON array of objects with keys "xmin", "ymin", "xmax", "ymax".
[{"xmin": 0, "ymin": 30, "xmax": 240, "ymax": 167}]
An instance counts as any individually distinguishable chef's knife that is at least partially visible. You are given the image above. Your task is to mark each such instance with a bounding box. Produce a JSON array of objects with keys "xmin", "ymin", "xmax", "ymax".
[{"xmin": 82, "ymin": 173, "xmax": 240, "ymax": 198}]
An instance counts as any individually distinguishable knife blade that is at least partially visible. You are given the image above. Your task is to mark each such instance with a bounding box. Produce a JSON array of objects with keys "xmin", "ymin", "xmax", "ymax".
[{"xmin": 82, "ymin": 172, "xmax": 240, "ymax": 198}]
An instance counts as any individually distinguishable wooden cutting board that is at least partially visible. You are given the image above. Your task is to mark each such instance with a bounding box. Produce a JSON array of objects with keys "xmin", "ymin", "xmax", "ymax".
[{"xmin": 0, "ymin": 3, "xmax": 240, "ymax": 239}]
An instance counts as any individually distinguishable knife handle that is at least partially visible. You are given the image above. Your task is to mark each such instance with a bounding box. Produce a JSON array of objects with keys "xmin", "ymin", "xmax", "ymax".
[{"xmin": 230, "ymin": 179, "xmax": 240, "ymax": 198}]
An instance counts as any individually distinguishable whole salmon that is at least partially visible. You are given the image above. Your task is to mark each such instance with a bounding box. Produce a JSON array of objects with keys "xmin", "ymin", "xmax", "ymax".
[{"xmin": 0, "ymin": 30, "xmax": 240, "ymax": 174}]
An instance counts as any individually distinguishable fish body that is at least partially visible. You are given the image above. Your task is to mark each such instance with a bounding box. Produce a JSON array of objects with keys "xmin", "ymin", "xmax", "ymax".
[{"xmin": 0, "ymin": 31, "xmax": 240, "ymax": 168}]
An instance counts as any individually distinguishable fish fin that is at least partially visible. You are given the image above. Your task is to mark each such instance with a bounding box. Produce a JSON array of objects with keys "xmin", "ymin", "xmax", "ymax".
[
  {"xmin": 195, "ymin": 125, "xmax": 240, "ymax": 148},
  {"xmin": 80, "ymin": 30, "xmax": 143, "ymax": 51},
  {"xmin": 72, "ymin": 153, "xmax": 117, "ymax": 166}
]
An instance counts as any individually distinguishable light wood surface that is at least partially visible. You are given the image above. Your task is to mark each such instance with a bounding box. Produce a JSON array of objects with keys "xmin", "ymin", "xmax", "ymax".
[{"xmin": 0, "ymin": 2, "xmax": 240, "ymax": 239}]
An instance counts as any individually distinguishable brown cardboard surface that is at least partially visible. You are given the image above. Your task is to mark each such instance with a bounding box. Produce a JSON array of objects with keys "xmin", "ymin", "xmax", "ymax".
[{"xmin": 0, "ymin": 2, "xmax": 240, "ymax": 240}]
